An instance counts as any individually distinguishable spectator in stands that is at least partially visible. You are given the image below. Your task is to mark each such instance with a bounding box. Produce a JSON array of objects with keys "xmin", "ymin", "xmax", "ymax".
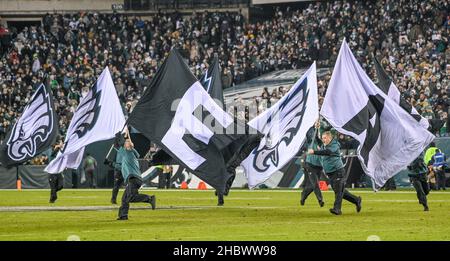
[
  {"xmin": 407, "ymin": 152, "xmax": 431, "ymax": 211},
  {"xmin": 0, "ymin": 0, "xmax": 448, "ymax": 155}
]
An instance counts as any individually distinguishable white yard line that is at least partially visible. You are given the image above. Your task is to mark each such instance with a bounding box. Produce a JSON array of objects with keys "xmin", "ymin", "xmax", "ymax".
[{"xmin": 1, "ymin": 188, "xmax": 449, "ymax": 194}]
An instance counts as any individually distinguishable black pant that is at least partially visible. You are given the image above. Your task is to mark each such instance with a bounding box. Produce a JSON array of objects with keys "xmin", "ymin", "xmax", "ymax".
[
  {"xmin": 435, "ymin": 169, "xmax": 446, "ymax": 190},
  {"xmin": 164, "ymin": 172, "xmax": 172, "ymax": 189},
  {"xmin": 85, "ymin": 169, "xmax": 96, "ymax": 188},
  {"xmin": 49, "ymin": 174, "xmax": 64, "ymax": 201},
  {"xmin": 118, "ymin": 177, "xmax": 151, "ymax": 218},
  {"xmin": 327, "ymin": 168, "xmax": 359, "ymax": 211},
  {"xmin": 111, "ymin": 170, "xmax": 124, "ymax": 202},
  {"xmin": 71, "ymin": 170, "xmax": 78, "ymax": 188},
  {"xmin": 301, "ymin": 163, "xmax": 323, "ymax": 203},
  {"xmin": 410, "ymin": 174, "xmax": 430, "ymax": 206}
]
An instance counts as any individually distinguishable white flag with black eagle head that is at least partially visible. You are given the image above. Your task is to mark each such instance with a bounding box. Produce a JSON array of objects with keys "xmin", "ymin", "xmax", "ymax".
[
  {"xmin": 321, "ymin": 40, "xmax": 435, "ymax": 187},
  {"xmin": 241, "ymin": 62, "xmax": 319, "ymax": 188},
  {"xmin": 45, "ymin": 67, "xmax": 125, "ymax": 174},
  {"xmin": 0, "ymin": 83, "xmax": 58, "ymax": 167}
]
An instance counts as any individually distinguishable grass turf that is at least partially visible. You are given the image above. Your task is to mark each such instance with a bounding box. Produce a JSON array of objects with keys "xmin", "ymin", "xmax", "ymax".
[{"xmin": 0, "ymin": 188, "xmax": 449, "ymax": 241}]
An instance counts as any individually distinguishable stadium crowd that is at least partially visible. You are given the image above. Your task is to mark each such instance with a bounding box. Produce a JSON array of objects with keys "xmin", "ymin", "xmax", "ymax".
[{"xmin": 0, "ymin": 0, "xmax": 449, "ymax": 164}]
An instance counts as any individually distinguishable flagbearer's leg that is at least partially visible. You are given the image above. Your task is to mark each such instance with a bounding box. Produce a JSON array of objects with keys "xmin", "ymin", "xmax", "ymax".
[
  {"xmin": 118, "ymin": 177, "xmax": 156, "ymax": 220},
  {"xmin": 217, "ymin": 192, "xmax": 224, "ymax": 206},
  {"xmin": 328, "ymin": 172, "xmax": 343, "ymax": 215},
  {"xmin": 57, "ymin": 173, "xmax": 64, "ymax": 192},
  {"xmin": 300, "ymin": 168, "xmax": 313, "ymax": 205},
  {"xmin": 118, "ymin": 181, "xmax": 132, "ymax": 220},
  {"xmin": 411, "ymin": 176, "xmax": 429, "ymax": 211},
  {"xmin": 49, "ymin": 173, "xmax": 63, "ymax": 203},
  {"xmin": 111, "ymin": 170, "xmax": 123, "ymax": 204},
  {"xmin": 309, "ymin": 167, "xmax": 324, "ymax": 207},
  {"xmin": 128, "ymin": 178, "xmax": 155, "ymax": 207},
  {"xmin": 49, "ymin": 174, "xmax": 57, "ymax": 203}
]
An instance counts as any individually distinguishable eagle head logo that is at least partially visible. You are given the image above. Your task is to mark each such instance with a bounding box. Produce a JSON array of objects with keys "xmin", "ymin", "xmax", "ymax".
[
  {"xmin": 252, "ymin": 78, "xmax": 309, "ymax": 172},
  {"xmin": 7, "ymin": 85, "xmax": 54, "ymax": 161},
  {"xmin": 60, "ymin": 82, "xmax": 101, "ymax": 153}
]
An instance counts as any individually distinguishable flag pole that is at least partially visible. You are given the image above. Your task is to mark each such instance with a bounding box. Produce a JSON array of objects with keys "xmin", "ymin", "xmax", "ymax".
[
  {"xmin": 308, "ymin": 115, "xmax": 322, "ymax": 149},
  {"xmin": 104, "ymin": 119, "xmax": 129, "ymax": 161}
]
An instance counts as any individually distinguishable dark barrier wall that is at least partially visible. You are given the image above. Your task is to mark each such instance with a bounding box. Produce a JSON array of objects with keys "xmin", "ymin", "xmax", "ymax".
[
  {"xmin": 19, "ymin": 165, "xmax": 50, "ymax": 189},
  {"xmin": 1, "ymin": 137, "xmax": 449, "ymax": 189},
  {"xmin": 0, "ymin": 166, "xmax": 16, "ymax": 189}
]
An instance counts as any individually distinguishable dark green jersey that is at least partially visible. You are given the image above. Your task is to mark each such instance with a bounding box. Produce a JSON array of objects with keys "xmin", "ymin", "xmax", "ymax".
[
  {"xmin": 304, "ymin": 120, "xmax": 331, "ymax": 167},
  {"xmin": 304, "ymin": 127, "xmax": 322, "ymax": 167},
  {"xmin": 408, "ymin": 153, "xmax": 428, "ymax": 176},
  {"xmin": 314, "ymin": 139, "xmax": 344, "ymax": 174},
  {"xmin": 117, "ymin": 147, "xmax": 141, "ymax": 182}
]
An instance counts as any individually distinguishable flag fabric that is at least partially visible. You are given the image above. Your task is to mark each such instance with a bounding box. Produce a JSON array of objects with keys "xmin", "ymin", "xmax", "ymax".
[
  {"xmin": 320, "ymin": 40, "xmax": 435, "ymax": 187},
  {"xmin": 198, "ymin": 54, "xmax": 258, "ymax": 164},
  {"xmin": 149, "ymin": 54, "xmax": 257, "ymax": 182},
  {"xmin": 0, "ymin": 84, "xmax": 58, "ymax": 167},
  {"xmin": 127, "ymin": 49, "xmax": 237, "ymax": 193},
  {"xmin": 199, "ymin": 55, "xmax": 224, "ymax": 104},
  {"xmin": 241, "ymin": 62, "xmax": 319, "ymax": 188},
  {"xmin": 373, "ymin": 57, "xmax": 430, "ymax": 129},
  {"xmin": 149, "ymin": 54, "xmax": 228, "ymax": 166},
  {"xmin": 45, "ymin": 67, "xmax": 125, "ymax": 174}
]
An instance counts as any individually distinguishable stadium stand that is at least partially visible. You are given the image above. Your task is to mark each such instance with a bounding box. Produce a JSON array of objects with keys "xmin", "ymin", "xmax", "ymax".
[{"xmin": 0, "ymin": 0, "xmax": 449, "ymax": 167}]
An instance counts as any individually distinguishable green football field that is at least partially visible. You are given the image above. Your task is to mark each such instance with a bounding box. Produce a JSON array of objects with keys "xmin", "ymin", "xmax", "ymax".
[{"xmin": 0, "ymin": 188, "xmax": 449, "ymax": 241}]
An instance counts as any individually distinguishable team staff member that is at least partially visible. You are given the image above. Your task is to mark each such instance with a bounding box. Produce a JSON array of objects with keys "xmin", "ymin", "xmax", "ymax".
[
  {"xmin": 48, "ymin": 141, "xmax": 64, "ymax": 203},
  {"xmin": 408, "ymin": 153, "xmax": 430, "ymax": 211},
  {"xmin": 424, "ymin": 142, "xmax": 439, "ymax": 189},
  {"xmin": 430, "ymin": 149, "xmax": 447, "ymax": 190},
  {"xmin": 300, "ymin": 122, "xmax": 324, "ymax": 207},
  {"xmin": 49, "ymin": 172, "xmax": 64, "ymax": 203},
  {"xmin": 307, "ymin": 131, "xmax": 361, "ymax": 215},
  {"xmin": 117, "ymin": 138, "xmax": 156, "ymax": 220}
]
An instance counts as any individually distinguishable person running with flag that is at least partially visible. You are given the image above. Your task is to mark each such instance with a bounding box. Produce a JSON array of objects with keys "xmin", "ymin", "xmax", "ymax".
[
  {"xmin": 407, "ymin": 152, "xmax": 430, "ymax": 211},
  {"xmin": 300, "ymin": 120, "xmax": 325, "ymax": 207},
  {"xmin": 307, "ymin": 131, "xmax": 361, "ymax": 215},
  {"xmin": 117, "ymin": 137, "xmax": 156, "ymax": 220}
]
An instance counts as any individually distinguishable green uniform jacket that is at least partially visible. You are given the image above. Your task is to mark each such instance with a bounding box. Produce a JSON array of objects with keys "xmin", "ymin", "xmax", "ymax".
[
  {"xmin": 304, "ymin": 127, "xmax": 322, "ymax": 167},
  {"xmin": 304, "ymin": 120, "xmax": 331, "ymax": 167},
  {"xmin": 114, "ymin": 148, "xmax": 124, "ymax": 171},
  {"xmin": 117, "ymin": 147, "xmax": 141, "ymax": 182},
  {"xmin": 314, "ymin": 139, "xmax": 343, "ymax": 174},
  {"xmin": 408, "ymin": 153, "xmax": 428, "ymax": 176}
]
